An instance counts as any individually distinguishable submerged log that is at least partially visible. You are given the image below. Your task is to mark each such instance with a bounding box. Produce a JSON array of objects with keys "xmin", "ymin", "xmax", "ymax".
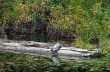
[{"xmin": 0, "ymin": 39, "xmax": 101, "ymax": 60}]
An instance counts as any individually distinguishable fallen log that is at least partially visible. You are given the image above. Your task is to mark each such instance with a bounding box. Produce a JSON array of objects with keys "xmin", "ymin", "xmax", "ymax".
[{"xmin": 0, "ymin": 39, "xmax": 101, "ymax": 60}]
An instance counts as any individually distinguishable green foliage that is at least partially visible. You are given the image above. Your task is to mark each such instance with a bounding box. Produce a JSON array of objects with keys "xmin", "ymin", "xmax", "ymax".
[
  {"xmin": 0, "ymin": 52, "xmax": 110, "ymax": 72},
  {"xmin": 0, "ymin": 0, "xmax": 110, "ymax": 52}
]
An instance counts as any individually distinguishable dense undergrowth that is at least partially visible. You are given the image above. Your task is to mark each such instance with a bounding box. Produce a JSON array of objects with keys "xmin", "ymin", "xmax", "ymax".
[
  {"xmin": 0, "ymin": 0, "xmax": 110, "ymax": 52},
  {"xmin": 0, "ymin": 52, "xmax": 110, "ymax": 72}
]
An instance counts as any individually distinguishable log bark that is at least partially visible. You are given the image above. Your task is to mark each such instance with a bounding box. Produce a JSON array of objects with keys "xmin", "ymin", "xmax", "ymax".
[{"xmin": 0, "ymin": 39, "xmax": 101, "ymax": 60}]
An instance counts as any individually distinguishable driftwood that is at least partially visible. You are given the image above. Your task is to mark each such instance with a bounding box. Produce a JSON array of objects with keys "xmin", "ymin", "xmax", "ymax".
[{"xmin": 0, "ymin": 39, "xmax": 101, "ymax": 60}]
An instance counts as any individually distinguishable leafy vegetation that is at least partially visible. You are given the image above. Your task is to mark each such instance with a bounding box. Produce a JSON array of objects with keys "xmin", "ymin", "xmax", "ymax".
[
  {"xmin": 0, "ymin": 52, "xmax": 110, "ymax": 72},
  {"xmin": 0, "ymin": 0, "xmax": 110, "ymax": 51}
]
